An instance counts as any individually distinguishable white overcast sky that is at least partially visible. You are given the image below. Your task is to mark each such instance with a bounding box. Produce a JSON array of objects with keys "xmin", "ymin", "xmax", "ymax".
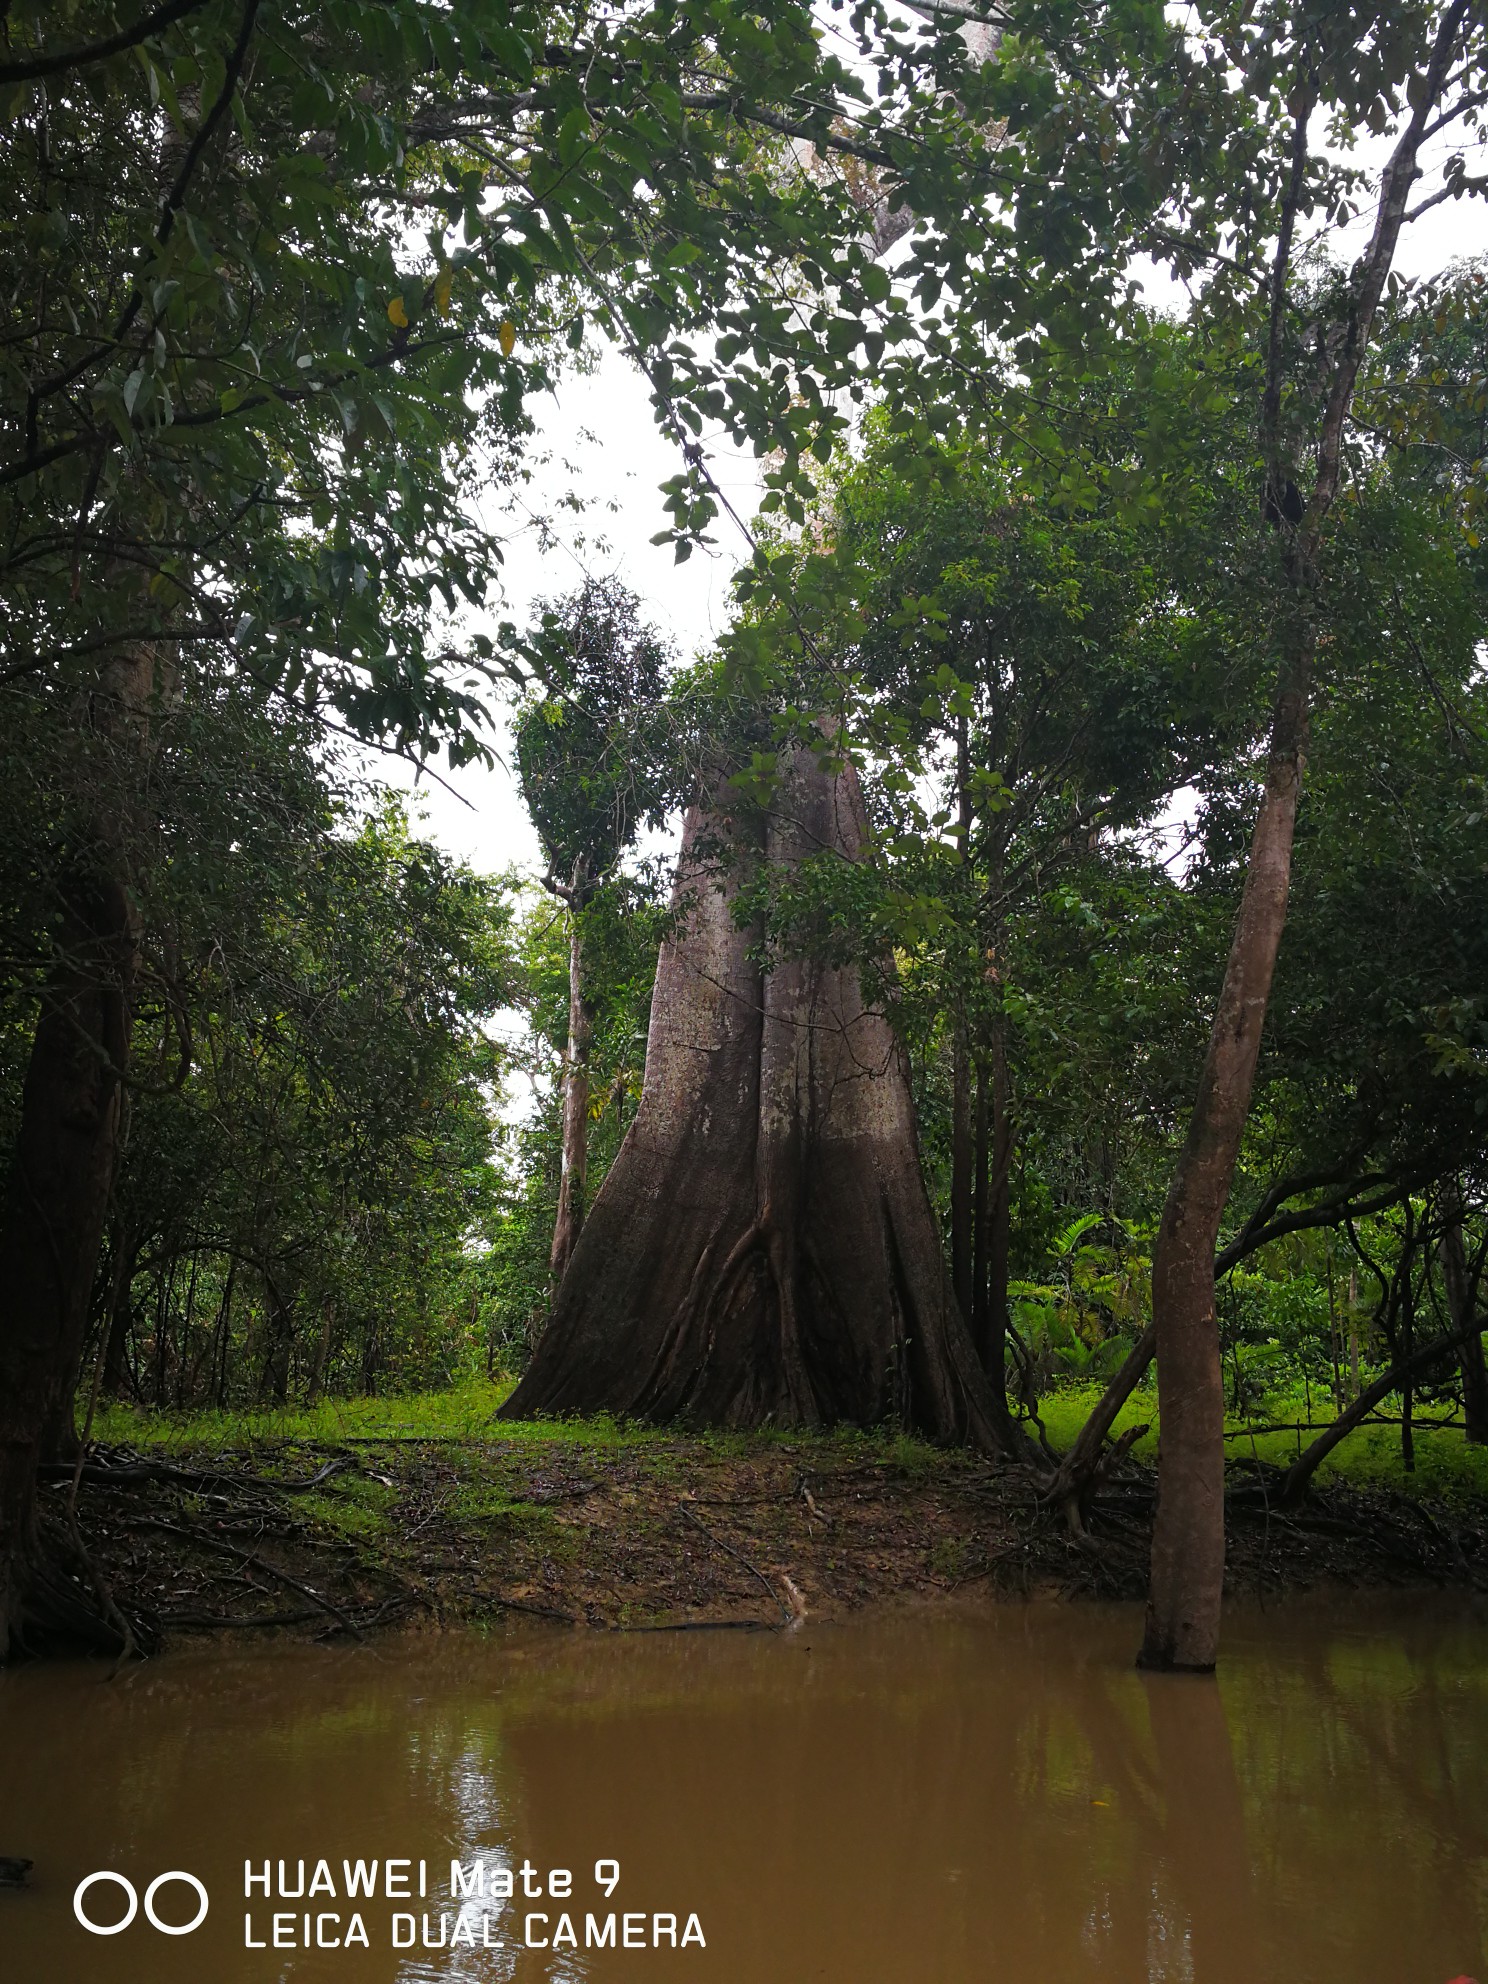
[{"xmin": 367, "ymin": 83, "xmax": 1488, "ymax": 886}]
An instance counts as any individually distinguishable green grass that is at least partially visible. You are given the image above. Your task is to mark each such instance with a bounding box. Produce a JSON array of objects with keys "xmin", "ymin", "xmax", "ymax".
[
  {"xmin": 1035, "ymin": 1382, "xmax": 1488, "ymax": 1499},
  {"xmin": 308, "ymin": 1472, "xmax": 401, "ymax": 1540},
  {"xmin": 90, "ymin": 1377, "xmax": 515, "ymax": 1452},
  {"xmin": 88, "ymin": 1374, "xmax": 1488, "ymax": 1502},
  {"xmin": 89, "ymin": 1380, "xmax": 670, "ymax": 1456}
]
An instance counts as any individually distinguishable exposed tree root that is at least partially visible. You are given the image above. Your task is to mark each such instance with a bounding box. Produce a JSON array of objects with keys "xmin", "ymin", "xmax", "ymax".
[{"xmin": 1, "ymin": 1511, "xmax": 156, "ymax": 1662}]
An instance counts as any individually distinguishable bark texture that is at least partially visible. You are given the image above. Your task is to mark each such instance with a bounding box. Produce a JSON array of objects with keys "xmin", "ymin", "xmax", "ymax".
[
  {"xmin": 503, "ymin": 748, "xmax": 1034, "ymax": 1457},
  {"xmin": 0, "ymin": 862, "xmax": 138, "ymax": 1656},
  {"xmin": 549, "ymin": 870, "xmax": 594, "ymax": 1285},
  {"xmin": 1439, "ymin": 1199, "xmax": 1488, "ymax": 1444},
  {"xmin": 0, "ymin": 648, "xmax": 154, "ymax": 1658},
  {"xmin": 1140, "ymin": 675, "xmax": 1306, "ymax": 1671}
]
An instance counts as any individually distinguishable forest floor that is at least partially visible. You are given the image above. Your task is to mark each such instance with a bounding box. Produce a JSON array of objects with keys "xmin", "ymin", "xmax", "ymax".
[{"xmin": 44, "ymin": 1383, "xmax": 1488, "ymax": 1650}]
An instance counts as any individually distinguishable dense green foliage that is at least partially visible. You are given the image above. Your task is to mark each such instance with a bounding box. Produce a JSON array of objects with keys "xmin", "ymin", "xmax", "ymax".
[{"xmin": 4, "ymin": 0, "xmax": 1488, "ymax": 1496}]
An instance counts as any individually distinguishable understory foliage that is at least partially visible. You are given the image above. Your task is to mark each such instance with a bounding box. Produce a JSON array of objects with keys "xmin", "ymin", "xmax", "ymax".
[{"xmin": 0, "ymin": 668, "xmax": 518, "ymax": 1407}]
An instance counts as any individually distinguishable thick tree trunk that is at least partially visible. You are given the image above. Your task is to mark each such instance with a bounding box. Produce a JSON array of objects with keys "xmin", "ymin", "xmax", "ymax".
[
  {"xmin": 503, "ymin": 748, "xmax": 1039, "ymax": 1460},
  {"xmin": 1439, "ymin": 1194, "xmax": 1488, "ymax": 1443},
  {"xmin": 0, "ymin": 646, "xmax": 160, "ymax": 1655},
  {"xmin": 550, "ymin": 873, "xmax": 594, "ymax": 1285},
  {"xmin": 1140, "ymin": 655, "xmax": 1308, "ymax": 1672},
  {"xmin": 0, "ymin": 864, "xmax": 138, "ymax": 1657}
]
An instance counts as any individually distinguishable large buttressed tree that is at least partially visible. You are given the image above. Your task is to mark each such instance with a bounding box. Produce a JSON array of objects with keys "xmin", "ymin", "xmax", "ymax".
[
  {"xmin": 0, "ymin": 0, "xmax": 992, "ymax": 1654},
  {"xmin": 502, "ymin": 738, "xmax": 1034, "ymax": 1459}
]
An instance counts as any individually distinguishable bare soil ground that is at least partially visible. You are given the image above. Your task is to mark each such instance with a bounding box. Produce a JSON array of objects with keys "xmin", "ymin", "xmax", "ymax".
[{"xmin": 37, "ymin": 1427, "xmax": 1488, "ymax": 1650}]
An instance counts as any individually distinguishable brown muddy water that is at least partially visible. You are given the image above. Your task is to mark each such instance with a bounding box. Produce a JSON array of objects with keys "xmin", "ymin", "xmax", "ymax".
[{"xmin": 2, "ymin": 1595, "xmax": 1486, "ymax": 1984}]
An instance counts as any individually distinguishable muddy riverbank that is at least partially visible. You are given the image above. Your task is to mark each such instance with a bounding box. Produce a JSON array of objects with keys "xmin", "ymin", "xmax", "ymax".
[{"xmin": 35, "ymin": 1423, "xmax": 1488, "ymax": 1650}]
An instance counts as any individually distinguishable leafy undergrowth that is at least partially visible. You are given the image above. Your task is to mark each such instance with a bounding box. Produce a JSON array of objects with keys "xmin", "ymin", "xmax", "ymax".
[
  {"xmin": 52, "ymin": 1383, "xmax": 1488, "ymax": 1654},
  {"xmin": 1038, "ymin": 1385, "xmax": 1488, "ymax": 1500}
]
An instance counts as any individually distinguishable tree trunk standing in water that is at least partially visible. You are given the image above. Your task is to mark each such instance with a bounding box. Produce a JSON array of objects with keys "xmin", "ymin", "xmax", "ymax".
[
  {"xmin": 503, "ymin": 746, "xmax": 1037, "ymax": 1459},
  {"xmin": 1140, "ymin": 16, "xmax": 1468, "ymax": 1670},
  {"xmin": 0, "ymin": 645, "xmax": 158, "ymax": 1655},
  {"xmin": 550, "ymin": 861, "xmax": 596, "ymax": 1284},
  {"xmin": 1141, "ymin": 646, "xmax": 1309, "ymax": 1669}
]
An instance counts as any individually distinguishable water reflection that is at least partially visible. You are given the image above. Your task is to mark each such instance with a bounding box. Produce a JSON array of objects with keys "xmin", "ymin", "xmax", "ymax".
[{"xmin": 2, "ymin": 1594, "xmax": 1485, "ymax": 1983}]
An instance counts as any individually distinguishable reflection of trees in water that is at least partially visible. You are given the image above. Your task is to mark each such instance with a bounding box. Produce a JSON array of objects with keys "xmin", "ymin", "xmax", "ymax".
[
  {"xmin": 9, "ymin": 1608, "xmax": 1488, "ymax": 1982},
  {"xmin": 1222, "ymin": 1618, "xmax": 1488, "ymax": 1978},
  {"xmin": 1143, "ymin": 1673, "xmax": 1257, "ymax": 1983}
]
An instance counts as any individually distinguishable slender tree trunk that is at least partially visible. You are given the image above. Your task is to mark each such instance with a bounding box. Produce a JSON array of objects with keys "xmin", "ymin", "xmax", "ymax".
[
  {"xmin": 984, "ymin": 1010, "xmax": 1013, "ymax": 1407},
  {"xmin": 1400, "ymin": 1237, "xmax": 1416, "ymax": 1472},
  {"xmin": 1347, "ymin": 1267, "xmax": 1361, "ymax": 1399},
  {"xmin": 951, "ymin": 1022, "xmax": 974, "ymax": 1321},
  {"xmin": 175, "ymin": 1249, "xmax": 200, "ymax": 1412},
  {"xmin": 503, "ymin": 747, "xmax": 1040, "ymax": 1461},
  {"xmin": 212, "ymin": 1257, "xmax": 237, "ymax": 1409},
  {"xmin": 550, "ymin": 860, "xmax": 594, "ymax": 1284},
  {"xmin": 1140, "ymin": 645, "xmax": 1310, "ymax": 1672},
  {"xmin": 102, "ymin": 1242, "xmax": 135, "ymax": 1399},
  {"xmin": 970, "ymin": 1054, "xmax": 990, "ymax": 1360},
  {"xmin": 1439, "ymin": 1190, "xmax": 1488, "ymax": 1443},
  {"xmin": 1140, "ymin": 8, "xmax": 1465, "ymax": 1671},
  {"xmin": 260, "ymin": 1272, "xmax": 295, "ymax": 1407},
  {"xmin": 950, "ymin": 714, "xmax": 974, "ymax": 1322},
  {"xmin": 306, "ymin": 1298, "xmax": 336, "ymax": 1407},
  {"xmin": 1047, "ymin": 1321, "xmax": 1156, "ymax": 1519}
]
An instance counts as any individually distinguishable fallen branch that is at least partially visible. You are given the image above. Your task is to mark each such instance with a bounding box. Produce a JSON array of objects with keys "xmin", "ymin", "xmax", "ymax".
[
  {"xmin": 121, "ymin": 1517, "xmax": 364, "ymax": 1638},
  {"xmin": 1044, "ymin": 1323, "xmax": 1155, "ymax": 1516},
  {"xmin": 40, "ymin": 1454, "xmax": 354, "ymax": 1495},
  {"xmin": 677, "ymin": 1500, "xmax": 792, "ymax": 1624},
  {"xmin": 1280, "ymin": 1318, "xmax": 1484, "ymax": 1506}
]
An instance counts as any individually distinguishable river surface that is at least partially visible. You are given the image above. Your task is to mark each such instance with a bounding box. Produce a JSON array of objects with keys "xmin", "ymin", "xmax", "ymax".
[{"xmin": 2, "ymin": 1593, "xmax": 1486, "ymax": 1984}]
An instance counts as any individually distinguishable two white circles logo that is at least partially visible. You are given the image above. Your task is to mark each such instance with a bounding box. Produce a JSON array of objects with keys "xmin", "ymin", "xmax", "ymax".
[{"xmin": 73, "ymin": 1870, "xmax": 209, "ymax": 1936}]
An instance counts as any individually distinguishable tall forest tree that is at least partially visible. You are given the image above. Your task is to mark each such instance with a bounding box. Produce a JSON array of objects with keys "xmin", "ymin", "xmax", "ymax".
[
  {"xmin": 514, "ymin": 579, "xmax": 671, "ymax": 1282},
  {"xmin": 503, "ymin": 739, "xmax": 1037, "ymax": 1460},
  {"xmin": 1136, "ymin": 1, "xmax": 1487, "ymax": 1671}
]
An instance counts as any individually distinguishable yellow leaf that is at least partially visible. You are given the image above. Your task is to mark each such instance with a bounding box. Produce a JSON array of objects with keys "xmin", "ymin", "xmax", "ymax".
[
  {"xmin": 434, "ymin": 269, "xmax": 453, "ymax": 318},
  {"xmin": 387, "ymin": 296, "xmax": 409, "ymax": 328},
  {"xmin": 499, "ymin": 319, "xmax": 516, "ymax": 356}
]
